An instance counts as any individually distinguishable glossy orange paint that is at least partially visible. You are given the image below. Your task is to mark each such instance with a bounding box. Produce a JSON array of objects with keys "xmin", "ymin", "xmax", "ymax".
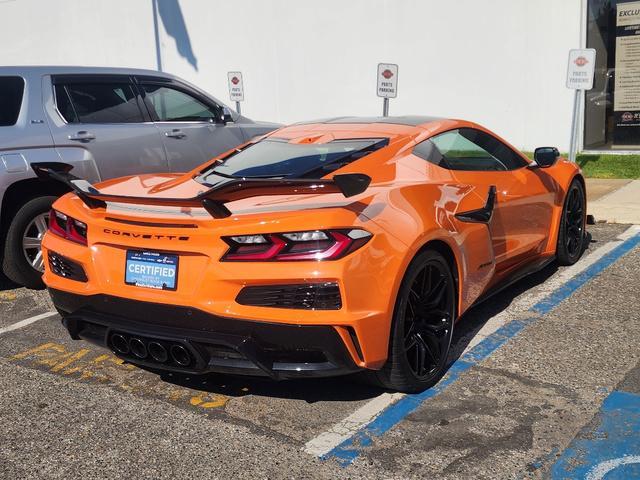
[{"xmin": 41, "ymin": 118, "xmax": 583, "ymax": 370}]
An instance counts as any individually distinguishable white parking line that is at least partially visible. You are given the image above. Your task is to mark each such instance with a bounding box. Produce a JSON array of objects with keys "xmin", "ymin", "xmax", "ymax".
[
  {"xmin": 618, "ymin": 224, "xmax": 640, "ymax": 240},
  {"xmin": 303, "ymin": 392, "xmax": 405, "ymax": 456},
  {"xmin": 0, "ymin": 311, "xmax": 57, "ymax": 336},
  {"xmin": 304, "ymin": 225, "xmax": 640, "ymax": 458}
]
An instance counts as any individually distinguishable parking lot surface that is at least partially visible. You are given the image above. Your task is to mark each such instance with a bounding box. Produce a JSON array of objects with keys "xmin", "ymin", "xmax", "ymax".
[{"xmin": 0, "ymin": 223, "xmax": 638, "ymax": 479}]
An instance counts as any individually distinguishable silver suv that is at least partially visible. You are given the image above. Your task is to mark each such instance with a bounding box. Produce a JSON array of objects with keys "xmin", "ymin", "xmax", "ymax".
[{"xmin": 0, "ymin": 66, "xmax": 279, "ymax": 288}]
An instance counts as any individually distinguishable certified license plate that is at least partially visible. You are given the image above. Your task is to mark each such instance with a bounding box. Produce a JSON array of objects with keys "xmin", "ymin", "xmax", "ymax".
[{"xmin": 125, "ymin": 251, "xmax": 178, "ymax": 291}]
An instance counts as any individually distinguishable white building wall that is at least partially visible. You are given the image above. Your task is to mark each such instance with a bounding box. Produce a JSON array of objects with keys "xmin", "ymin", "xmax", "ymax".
[{"xmin": 1, "ymin": 0, "xmax": 582, "ymax": 151}]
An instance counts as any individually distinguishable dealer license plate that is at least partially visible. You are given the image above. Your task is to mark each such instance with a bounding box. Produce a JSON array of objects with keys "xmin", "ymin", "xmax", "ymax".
[{"xmin": 125, "ymin": 250, "xmax": 178, "ymax": 291}]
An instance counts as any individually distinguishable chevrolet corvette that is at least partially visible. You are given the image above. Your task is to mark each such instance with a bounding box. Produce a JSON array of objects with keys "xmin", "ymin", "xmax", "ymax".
[{"xmin": 36, "ymin": 116, "xmax": 586, "ymax": 392}]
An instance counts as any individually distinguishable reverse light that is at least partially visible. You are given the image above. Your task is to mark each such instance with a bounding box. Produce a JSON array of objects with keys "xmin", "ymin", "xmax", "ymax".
[
  {"xmin": 49, "ymin": 209, "xmax": 88, "ymax": 246},
  {"xmin": 230, "ymin": 234, "xmax": 268, "ymax": 244},
  {"xmin": 222, "ymin": 229, "xmax": 372, "ymax": 261},
  {"xmin": 282, "ymin": 231, "xmax": 328, "ymax": 242}
]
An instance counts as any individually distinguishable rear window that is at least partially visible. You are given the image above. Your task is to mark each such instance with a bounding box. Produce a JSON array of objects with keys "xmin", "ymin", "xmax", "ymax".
[
  {"xmin": 198, "ymin": 137, "xmax": 388, "ymax": 181},
  {"xmin": 0, "ymin": 76, "xmax": 25, "ymax": 127},
  {"xmin": 55, "ymin": 82, "xmax": 144, "ymax": 124}
]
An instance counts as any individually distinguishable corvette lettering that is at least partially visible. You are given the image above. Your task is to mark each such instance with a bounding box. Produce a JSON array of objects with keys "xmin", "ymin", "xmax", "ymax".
[{"xmin": 103, "ymin": 229, "xmax": 189, "ymax": 241}]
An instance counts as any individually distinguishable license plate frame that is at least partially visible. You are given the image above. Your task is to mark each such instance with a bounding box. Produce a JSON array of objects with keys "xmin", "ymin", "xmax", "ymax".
[{"xmin": 124, "ymin": 250, "xmax": 179, "ymax": 291}]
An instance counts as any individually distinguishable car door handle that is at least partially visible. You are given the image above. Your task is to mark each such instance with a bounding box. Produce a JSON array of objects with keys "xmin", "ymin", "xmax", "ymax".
[
  {"xmin": 68, "ymin": 131, "xmax": 96, "ymax": 142},
  {"xmin": 165, "ymin": 129, "xmax": 186, "ymax": 139}
]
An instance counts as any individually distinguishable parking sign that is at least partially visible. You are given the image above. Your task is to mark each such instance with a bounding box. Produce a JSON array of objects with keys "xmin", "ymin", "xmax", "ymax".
[
  {"xmin": 566, "ymin": 49, "xmax": 596, "ymax": 90},
  {"xmin": 377, "ymin": 63, "xmax": 398, "ymax": 98},
  {"xmin": 227, "ymin": 72, "xmax": 244, "ymax": 102}
]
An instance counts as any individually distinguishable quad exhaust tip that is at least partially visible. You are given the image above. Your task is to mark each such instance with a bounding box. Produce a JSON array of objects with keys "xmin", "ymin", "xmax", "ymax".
[
  {"xmin": 129, "ymin": 338, "xmax": 148, "ymax": 359},
  {"xmin": 170, "ymin": 344, "xmax": 191, "ymax": 366},
  {"xmin": 109, "ymin": 332, "xmax": 193, "ymax": 368},
  {"xmin": 148, "ymin": 342, "xmax": 168, "ymax": 363},
  {"xmin": 111, "ymin": 334, "xmax": 129, "ymax": 354}
]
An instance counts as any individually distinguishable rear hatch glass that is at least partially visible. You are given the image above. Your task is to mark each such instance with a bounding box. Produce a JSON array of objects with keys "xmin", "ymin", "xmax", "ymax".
[{"xmin": 197, "ymin": 137, "xmax": 388, "ymax": 183}]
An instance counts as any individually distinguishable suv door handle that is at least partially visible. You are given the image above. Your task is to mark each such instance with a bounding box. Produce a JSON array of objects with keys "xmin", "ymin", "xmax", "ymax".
[
  {"xmin": 68, "ymin": 131, "xmax": 96, "ymax": 142},
  {"xmin": 165, "ymin": 129, "xmax": 186, "ymax": 139}
]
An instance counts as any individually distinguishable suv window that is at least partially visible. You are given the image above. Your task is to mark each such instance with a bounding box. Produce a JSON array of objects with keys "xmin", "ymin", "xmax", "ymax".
[
  {"xmin": 413, "ymin": 128, "xmax": 527, "ymax": 171},
  {"xmin": 55, "ymin": 83, "xmax": 144, "ymax": 124},
  {"xmin": 0, "ymin": 76, "xmax": 25, "ymax": 126},
  {"xmin": 141, "ymin": 84, "xmax": 217, "ymax": 122}
]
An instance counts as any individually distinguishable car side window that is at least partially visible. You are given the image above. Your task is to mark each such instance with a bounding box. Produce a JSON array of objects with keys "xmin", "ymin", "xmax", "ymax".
[
  {"xmin": 413, "ymin": 128, "xmax": 528, "ymax": 171},
  {"xmin": 459, "ymin": 128, "xmax": 528, "ymax": 170},
  {"xmin": 0, "ymin": 76, "xmax": 25, "ymax": 127},
  {"xmin": 54, "ymin": 82, "xmax": 144, "ymax": 124},
  {"xmin": 141, "ymin": 84, "xmax": 217, "ymax": 122}
]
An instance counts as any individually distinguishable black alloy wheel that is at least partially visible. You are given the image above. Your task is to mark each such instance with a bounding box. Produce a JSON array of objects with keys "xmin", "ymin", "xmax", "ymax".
[
  {"xmin": 373, "ymin": 250, "xmax": 456, "ymax": 393},
  {"xmin": 557, "ymin": 180, "xmax": 586, "ymax": 266},
  {"xmin": 403, "ymin": 261, "xmax": 454, "ymax": 378}
]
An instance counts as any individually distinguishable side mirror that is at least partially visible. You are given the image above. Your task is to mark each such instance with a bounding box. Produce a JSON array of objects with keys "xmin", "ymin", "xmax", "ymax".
[
  {"xmin": 222, "ymin": 107, "xmax": 234, "ymax": 125},
  {"xmin": 533, "ymin": 147, "xmax": 559, "ymax": 168}
]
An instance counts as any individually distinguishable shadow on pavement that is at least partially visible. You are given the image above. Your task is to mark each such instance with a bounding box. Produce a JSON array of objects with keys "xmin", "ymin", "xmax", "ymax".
[
  {"xmin": 449, "ymin": 230, "xmax": 595, "ymax": 362},
  {"xmin": 152, "ymin": 368, "xmax": 383, "ymax": 404},
  {"xmin": 449, "ymin": 261, "xmax": 557, "ymax": 362},
  {"xmin": 0, "ymin": 271, "xmax": 19, "ymax": 292}
]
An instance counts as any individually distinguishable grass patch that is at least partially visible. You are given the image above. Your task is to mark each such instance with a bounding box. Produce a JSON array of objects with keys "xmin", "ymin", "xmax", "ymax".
[{"xmin": 523, "ymin": 152, "xmax": 640, "ymax": 179}]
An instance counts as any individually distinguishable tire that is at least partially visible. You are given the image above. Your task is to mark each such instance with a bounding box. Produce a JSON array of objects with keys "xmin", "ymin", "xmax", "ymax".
[
  {"xmin": 2, "ymin": 196, "xmax": 56, "ymax": 289},
  {"xmin": 372, "ymin": 249, "xmax": 456, "ymax": 393},
  {"xmin": 556, "ymin": 179, "xmax": 586, "ymax": 266}
]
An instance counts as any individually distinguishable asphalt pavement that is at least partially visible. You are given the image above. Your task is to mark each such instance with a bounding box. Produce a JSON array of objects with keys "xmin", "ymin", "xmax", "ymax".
[{"xmin": 0, "ymin": 223, "xmax": 638, "ymax": 479}]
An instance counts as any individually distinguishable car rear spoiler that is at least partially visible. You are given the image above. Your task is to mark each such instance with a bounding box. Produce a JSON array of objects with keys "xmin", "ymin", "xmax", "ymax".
[{"xmin": 31, "ymin": 162, "xmax": 371, "ymax": 219}]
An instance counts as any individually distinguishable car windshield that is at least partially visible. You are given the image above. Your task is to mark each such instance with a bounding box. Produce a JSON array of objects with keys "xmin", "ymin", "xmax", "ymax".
[{"xmin": 197, "ymin": 137, "xmax": 388, "ymax": 182}]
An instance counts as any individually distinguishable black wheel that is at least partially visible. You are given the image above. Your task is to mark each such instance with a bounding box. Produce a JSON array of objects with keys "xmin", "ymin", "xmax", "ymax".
[
  {"xmin": 557, "ymin": 180, "xmax": 586, "ymax": 266},
  {"xmin": 373, "ymin": 250, "xmax": 456, "ymax": 393},
  {"xmin": 2, "ymin": 196, "xmax": 56, "ymax": 289}
]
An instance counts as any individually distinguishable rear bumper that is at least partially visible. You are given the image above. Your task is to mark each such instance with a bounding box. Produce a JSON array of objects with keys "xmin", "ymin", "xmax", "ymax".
[{"xmin": 49, "ymin": 288, "xmax": 361, "ymax": 379}]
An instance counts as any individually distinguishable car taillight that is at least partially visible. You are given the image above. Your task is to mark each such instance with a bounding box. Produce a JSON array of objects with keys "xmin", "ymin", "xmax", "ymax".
[
  {"xmin": 222, "ymin": 229, "xmax": 372, "ymax": 261},
  {"xmin": 49, "ymin": 209, "xmax": 88, "ymax": 246}
]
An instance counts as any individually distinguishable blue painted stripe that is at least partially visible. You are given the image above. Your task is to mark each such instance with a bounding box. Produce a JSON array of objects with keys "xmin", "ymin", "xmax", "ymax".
[
  {"xmin": 324, "ymin": 317, "xmax": 537, "ymax": 465},
  {"xmin": 551, "ymin": 390, "xmax": 640, "ymax": 479},
  {"xmin": 323, "ymin": 232, "xmax": 640, "ymax": 466},
  {"xmin": 532, "ymin": 233, "xmax": 640, "ymax": 314}
]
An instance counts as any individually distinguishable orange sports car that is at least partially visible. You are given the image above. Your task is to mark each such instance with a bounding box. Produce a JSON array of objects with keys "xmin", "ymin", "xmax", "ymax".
[{"xmin": 37, "ymin": 116, "xmax": 586, "ymax": 392}]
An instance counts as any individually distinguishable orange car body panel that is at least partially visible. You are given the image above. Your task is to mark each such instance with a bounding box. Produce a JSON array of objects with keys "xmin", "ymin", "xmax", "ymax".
[{"xmin": 42, "ymin": 118, "xmax": 583, "ymax": 370}]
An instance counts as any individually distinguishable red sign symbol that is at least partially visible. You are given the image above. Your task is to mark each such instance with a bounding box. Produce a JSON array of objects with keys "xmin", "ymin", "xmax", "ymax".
[
  {"xmin": 381, "ymin": 69, "xmax": 394, "ymax": 79},
  {"xmin": 231, "ymin": 76, "xmax": 240, "ymax": 85},
  {"xmin": 574, "ymin": 56, "xmax": 589, "ymax": 67}
]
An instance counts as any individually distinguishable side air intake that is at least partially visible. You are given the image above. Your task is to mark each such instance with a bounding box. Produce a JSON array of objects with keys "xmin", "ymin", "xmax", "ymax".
[{"xmin": 48, "ymin": 251, "xmax": 88, "ymax": 282}]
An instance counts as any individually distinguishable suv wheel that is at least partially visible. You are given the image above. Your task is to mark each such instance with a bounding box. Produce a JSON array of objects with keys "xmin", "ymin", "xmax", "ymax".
[{"xmin": 2, "ymin": 196, "xmax": 56, "ymax": 289}]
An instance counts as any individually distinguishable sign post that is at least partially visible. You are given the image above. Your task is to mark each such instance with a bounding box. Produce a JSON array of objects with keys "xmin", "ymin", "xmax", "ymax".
[
  {"xmin": 566, "ymin": 49, "xmax": 596, "ymax": 162},
  {"xmin": 227, "ymin": 71, "xmax": 244, "ymax": 115},
  {"xmin": 377, "ymin": 63, "xmax": 398, "ymax": 117}
]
